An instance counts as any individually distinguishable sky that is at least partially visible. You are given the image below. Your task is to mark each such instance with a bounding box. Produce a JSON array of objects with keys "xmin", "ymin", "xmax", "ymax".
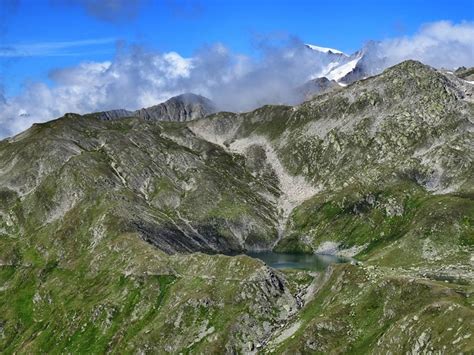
[{"xmin": 0, "ymin": 0, "xmax": 473, "ymax": 137}]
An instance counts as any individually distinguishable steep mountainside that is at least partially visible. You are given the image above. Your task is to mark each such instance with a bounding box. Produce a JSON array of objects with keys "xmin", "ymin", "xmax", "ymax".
[
  {"xmin": 94, "ymin": 93, "xmax": 218, "ymax": 122},
  {"xmin": 190, "ymin": 61, "xmax": 473, "ymax": 258},
  {"xmin": 0, "ymin": 61, "xmax": 472, "ymax": 353}
]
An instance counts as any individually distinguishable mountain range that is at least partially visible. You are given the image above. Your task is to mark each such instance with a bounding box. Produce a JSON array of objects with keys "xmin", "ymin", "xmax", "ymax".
[
  {"xmin": 85, "ymin": 42, "xmax": 387, "ymax": 121},
  {"xmin": 0, "ymin": 60, "xmax": 473, "ymax": 353}
]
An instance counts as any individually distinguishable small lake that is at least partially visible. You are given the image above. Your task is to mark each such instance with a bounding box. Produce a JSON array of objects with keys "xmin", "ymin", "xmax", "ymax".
[{"xmin": 246, "ymin": 251, "xmax": 346, "ymax": 271}]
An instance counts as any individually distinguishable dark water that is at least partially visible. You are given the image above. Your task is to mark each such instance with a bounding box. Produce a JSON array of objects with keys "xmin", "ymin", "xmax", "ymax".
[{"xmin": 246, "ymin": 251, "xmax": 346, "ymax": 271}]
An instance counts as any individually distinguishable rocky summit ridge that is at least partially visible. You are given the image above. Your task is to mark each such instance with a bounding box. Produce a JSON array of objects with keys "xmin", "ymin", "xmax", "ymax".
[
  {"xmin": 93, "ymin": 93, "xmax": 218, "ymax": 122},
  {"xmin": 0, "ymin": 60, "xmax": 473, "ymax": 353}
]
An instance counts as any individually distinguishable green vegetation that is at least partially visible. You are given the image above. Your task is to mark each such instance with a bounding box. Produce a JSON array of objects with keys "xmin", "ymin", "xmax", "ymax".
[
  {"xmin": 0, "ymin": 60, "xmax": 472, "ymax": 352},
  {"xmin": 277, "ymin": 181, "xmax": 474, "ymax": 267},
  {"xmin": 269, "ymin": 264, "xmax": 474, "ymax": 354}
]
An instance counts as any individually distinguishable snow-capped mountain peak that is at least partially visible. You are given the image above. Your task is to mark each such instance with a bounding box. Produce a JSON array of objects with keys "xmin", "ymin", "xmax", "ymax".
[
  {"xmin": 300, "ymin": 41, "xmax": 387, "ymax": 100},
  {"xmin": 305, "ymin": 43, "xmax": 348, "ymax": 56}
]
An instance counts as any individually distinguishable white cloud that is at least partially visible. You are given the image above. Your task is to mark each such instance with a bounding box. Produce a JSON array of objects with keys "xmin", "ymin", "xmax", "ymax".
[
  {"xmin": 1, "ymin": 21, "xmax": 473, "ymax": 138},
  {"xmin": 380, "ymin": 21, "xmax": 474, "ymax": 68},
  {"xmin": 0, "ymin": 48, "xmax": 193, "ymax": 137}
]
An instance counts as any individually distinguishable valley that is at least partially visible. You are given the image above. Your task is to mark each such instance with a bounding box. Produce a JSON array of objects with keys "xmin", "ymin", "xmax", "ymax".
[{"xmin": 0, "ymin": 60, "xmax": 472, "ymax": 353}]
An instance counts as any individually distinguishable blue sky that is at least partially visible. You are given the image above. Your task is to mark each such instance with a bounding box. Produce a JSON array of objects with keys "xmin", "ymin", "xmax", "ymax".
[
  {"xmin": 0, "ymin": 0, "xmax": 473, "ymax": 138},
  {"xmin": 2, "ymin": 0, "xmax": 473, "ymax": 97}
]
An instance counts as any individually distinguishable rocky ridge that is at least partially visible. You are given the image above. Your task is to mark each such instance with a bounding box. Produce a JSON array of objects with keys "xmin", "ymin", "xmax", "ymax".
[
  {"xmin": 94, "ymin": 93, "xmax": 218, "ymax": 122},
  {"xmin": 0, "ymin": 60, "xmax": 472, "ymax": 353}
]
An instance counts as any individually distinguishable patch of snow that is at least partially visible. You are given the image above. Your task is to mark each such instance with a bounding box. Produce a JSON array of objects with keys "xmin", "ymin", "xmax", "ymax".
[
  {"xmin": 310, "ymin": 61, "xmax": 340, "ymax": 80},
  {"xmin": 325, "ymin": 56, "xmax": 361, "ymax": 81},
  {"xmin": 305, "ymin": 44, "xmax": 347, "ymax": 56}
]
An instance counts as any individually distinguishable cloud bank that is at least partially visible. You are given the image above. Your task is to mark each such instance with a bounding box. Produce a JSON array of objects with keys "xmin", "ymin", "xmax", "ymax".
[
  {"xmin": 1, "ymin": 21, "xmax": 473, "ymax": 138},
  {"xmin": 380, "ymin": 21, "xmax": 474, "ymax": 69}
]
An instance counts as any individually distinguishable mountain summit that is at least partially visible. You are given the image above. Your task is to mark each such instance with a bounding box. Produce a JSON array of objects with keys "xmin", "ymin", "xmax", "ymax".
[
  {"xmin": 305, "ymin": 43, "xmax": 348, "ymax": 56},
  {"xmin": 94, "ymin": 93, "xmax": 218, "ymax": 122},
  {"xmin": 305, "ymin": 41, "xmax": 387, "ymax": 86}
]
